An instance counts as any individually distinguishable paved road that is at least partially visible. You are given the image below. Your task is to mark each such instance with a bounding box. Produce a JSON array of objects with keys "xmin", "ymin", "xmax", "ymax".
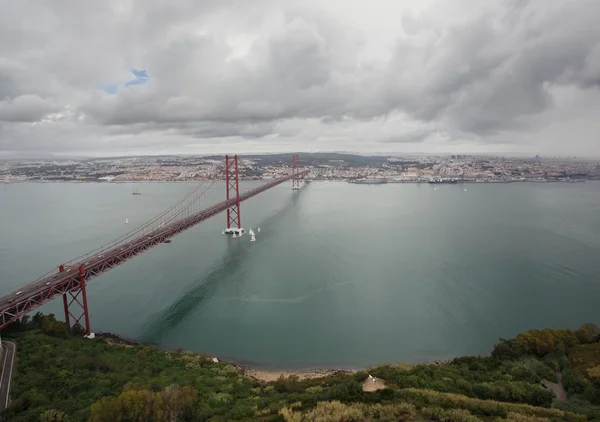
[{"xmin": 0, "ymin": 340, "xmax": 16, "ymax": 419}]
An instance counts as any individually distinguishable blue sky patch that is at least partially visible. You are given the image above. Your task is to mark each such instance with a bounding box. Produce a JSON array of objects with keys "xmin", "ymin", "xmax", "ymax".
[{"xmin": 101, "ymin": 68, "xmax": 149, "ymax": 94}]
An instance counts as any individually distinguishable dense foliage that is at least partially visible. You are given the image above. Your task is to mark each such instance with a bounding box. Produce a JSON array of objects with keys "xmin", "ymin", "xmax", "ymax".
[
  {"xmin": 369, "ymin": 357, "xmax": 555, "ymax": 407},
  {"xmin": 3, "ymin": 314, "xmax": 600, "ymax": 421}
]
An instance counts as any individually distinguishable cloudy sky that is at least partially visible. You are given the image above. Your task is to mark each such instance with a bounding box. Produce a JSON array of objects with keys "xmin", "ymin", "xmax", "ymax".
[{"xmin": 0, "ymin": 0, "xmax": 599, "ymax": 157}]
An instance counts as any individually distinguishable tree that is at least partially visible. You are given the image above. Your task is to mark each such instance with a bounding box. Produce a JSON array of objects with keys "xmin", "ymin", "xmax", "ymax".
[
  {"xmin": 576, "ymin": 323, "xmax": 600, "ymax": 344},
  {"xmin": 492, "ymin": 328, "xmax": 581, "ymax": 359},
  {"xmin": 90, "ymin": 384, "xmax": 200, "ymax": 422},
  {"xmin": 39, "ymin": 409, "xmax": 69, "ymax": 422}
]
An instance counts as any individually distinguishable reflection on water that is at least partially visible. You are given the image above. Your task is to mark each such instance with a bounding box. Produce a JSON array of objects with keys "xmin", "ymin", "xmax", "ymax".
[{"xmin": 141, "ymin": 189, "xmax": 308, "ymax": 342}]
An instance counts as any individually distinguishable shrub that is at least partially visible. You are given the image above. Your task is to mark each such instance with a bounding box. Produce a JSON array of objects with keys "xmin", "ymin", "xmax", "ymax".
[
  {"xmin": 502, "ymin": 412, "xmax": 551, "ymax": 422},
  {"xmin": 422, "ymin": 406, "xmax": 445, "ymax": 420},
  {"xmin": 422, "ymin": 406, "xmax": 482, "ymax": 422},
  {"xmin": 39, "ymin": 409, "xmax": 70, "ymax": 422},
  {"xmin": 303, "ymin": 401, "xmax": 363, "ymax": 422},
  {"xmin": 563, "ymin": 369, "xmax": 595, "ymax": 395},
  {"xmin": 397, "ymin": 388, "xmax": 584, "ymax": 421},
  {"xmin": 354, "ymin": 371, "xmax": 368, "ymax": 383},
  {"xmin": 575, "ymin": 323, "xmax": 600, "ymax": 344},
  {"xmin": 555, "ymin": 397, "xmax": 600, "ymax": 420},
  {"xmin": 280, "ymin": 401, "xmax": 416, "ymax": 422},
  {"xmin": 364, "ymin": 402, "xmax": 416, "ymax": 421},
  {"xmin": 274, "ymin": 375, "xmax": 302, "ymax": 394},
  {"xmin": 280, "ymin": 406, "xmax": 303, "ymax": 422},
  {"xmin": 492, "ymin": 329, "xmax": 581, "ymax": 360}
]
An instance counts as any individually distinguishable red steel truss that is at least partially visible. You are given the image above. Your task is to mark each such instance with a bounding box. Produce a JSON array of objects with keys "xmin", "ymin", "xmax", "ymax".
[
  {"xmin": 60, "ymin": 265, "xmax": 91, "ymax": 335},
  {"xmin": 225, "ymin": 154, "xmax": 241, "ymax": 229},
  {"xmin": 0, "ymin": 157, "xmax": 308, "ymax": 332},
  {"xmin": 291, "ymin": 154, "xmax": 300, "ymax": 189}
]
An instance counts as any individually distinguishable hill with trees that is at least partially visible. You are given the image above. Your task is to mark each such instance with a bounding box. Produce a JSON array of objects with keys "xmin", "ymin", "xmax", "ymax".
[{"xmin": 2, "ymin": 314, "xmax": 599, "ymax": 421}]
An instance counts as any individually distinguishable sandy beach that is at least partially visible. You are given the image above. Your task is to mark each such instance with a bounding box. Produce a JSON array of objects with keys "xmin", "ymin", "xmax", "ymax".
[{"xmin": 242, "ymin": 368, "xmax": 356, "ymax": 382}]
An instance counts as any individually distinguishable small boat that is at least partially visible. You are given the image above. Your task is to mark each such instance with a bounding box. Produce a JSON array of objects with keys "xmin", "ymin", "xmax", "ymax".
[
  {"xmin": 163, "ymin": 239, "xmax": 172, "ymax": 244},
  {"xmin": 132, "ymin": 187, "xmax": 141, "ymax": 195},
  {"xmin": 125, "ymin": 218, "xmax": 129, "ymax": 224},
  {"xmin": 257, "ymin": 227, "xmax": 261, "ymax": 232},
  {"xmin": 250, "ymin": 234, "xmax": 256, "ymax": 242},
  {"xmin": 232, "ymin": 233, "xmax": 238, "ymax": 239},
  {"xmin": 249, "ymin": 229, "xmax": 255, "ymax": 236}
]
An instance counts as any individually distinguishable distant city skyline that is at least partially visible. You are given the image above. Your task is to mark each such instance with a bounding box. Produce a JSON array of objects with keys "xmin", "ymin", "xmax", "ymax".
[
  {"xmin": 0, "ymin": 1, "xmax": 599, "ymax": 157},
  {"xmin": 2, "ymin": 153, "xmax": 599, "ymax": 184}
]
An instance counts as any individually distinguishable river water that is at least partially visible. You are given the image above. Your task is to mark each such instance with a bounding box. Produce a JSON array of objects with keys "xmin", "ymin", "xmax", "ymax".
[{"xmin": 1, "ymin": 181, "xmax": 599, "ymax": 369}]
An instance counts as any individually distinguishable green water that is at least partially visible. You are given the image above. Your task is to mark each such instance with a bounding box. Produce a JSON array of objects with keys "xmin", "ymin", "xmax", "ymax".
[{"xmin": 1, "ymin": 181, "xmax": 599, "ymax": 369}]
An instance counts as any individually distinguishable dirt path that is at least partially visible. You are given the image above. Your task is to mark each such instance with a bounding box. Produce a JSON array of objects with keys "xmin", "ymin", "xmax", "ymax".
[
  {"xmin": 362, "ymin": 375, "xmax": 386, "ymax": 392},
  {"xmin": 541, "ymin": 368, "xmax": 567, "ymax": 403}
]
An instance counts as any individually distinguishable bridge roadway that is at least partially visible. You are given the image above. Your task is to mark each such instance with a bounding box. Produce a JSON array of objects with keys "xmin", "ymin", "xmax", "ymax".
[{"xmin": 0, "ymin": 170, "xmax": 309, "ymax": 330}]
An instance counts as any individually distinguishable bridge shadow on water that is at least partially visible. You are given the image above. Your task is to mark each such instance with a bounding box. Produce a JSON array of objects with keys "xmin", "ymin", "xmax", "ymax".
[{"xmin": 139, "ymin": 187, "xmax": 307, "ymax": 345}]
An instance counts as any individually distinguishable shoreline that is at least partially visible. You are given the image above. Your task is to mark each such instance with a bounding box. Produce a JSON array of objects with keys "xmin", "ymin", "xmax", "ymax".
[{"xmin": 95, "ymin": 332, "xmax": 452, "ymax": 382}]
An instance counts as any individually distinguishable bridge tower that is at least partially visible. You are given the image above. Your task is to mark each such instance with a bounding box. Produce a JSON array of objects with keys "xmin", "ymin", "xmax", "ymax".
[
  {"xmin": 59, "ymin": 264, "xmax": 91, "ymax": 335},
  {"xmin": 224, "ymin": 154, "xmax": 244, "ymax": 236},
  {"xmin": 292, "ymin": 154, "xmax": 300, "ymax": 190}
]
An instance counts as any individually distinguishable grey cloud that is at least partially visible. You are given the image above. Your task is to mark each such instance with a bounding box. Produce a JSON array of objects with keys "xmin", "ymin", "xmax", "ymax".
[
  {"xmin": 381, "ymin": 128, "xmax": 442, "ymax": 144},
  {"xmin": 105, "ymin": 120, "xmax": 278, "ymax": 140},
  {"xmin": 0, "ymin": 95, "xmax": 59, "ymax": 122},
  {"xmin": 380, "ymin": 0, "xmax": 600, "ymax": 136},
  {"xmin": 265, "ymin": 16, "xmax": 332, "ymax": 91},
  {"xmin": 0, "ymin": 58, "xmax": 24, "ymax": 99},
  {"xmin": 0, "ymin": 0, "xmax": 599, "ymax": 155}
]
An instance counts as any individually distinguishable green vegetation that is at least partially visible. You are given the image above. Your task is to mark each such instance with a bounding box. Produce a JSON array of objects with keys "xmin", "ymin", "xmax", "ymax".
[{"xmin": 3, "ymin": 314, "xmax": 600, "ymax": 421}]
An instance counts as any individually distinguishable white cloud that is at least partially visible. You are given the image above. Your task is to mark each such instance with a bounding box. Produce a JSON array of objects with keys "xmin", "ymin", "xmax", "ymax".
[{"xmin": 32, "ymin": 105, "xmax": 85, "ymax": 126}]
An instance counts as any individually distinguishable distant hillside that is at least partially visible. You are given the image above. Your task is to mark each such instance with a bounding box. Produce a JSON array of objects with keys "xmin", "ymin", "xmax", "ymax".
[{"xmin": 204, "ymin": 152, "xmax": 392, "ymax": 167}]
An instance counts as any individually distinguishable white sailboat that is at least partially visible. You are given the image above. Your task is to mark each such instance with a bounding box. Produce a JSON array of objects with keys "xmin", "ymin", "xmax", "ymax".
[
  {"xmin": 249, "ymin": 229, "xmax": 255, "ymax": 236},
  {"xmin": 250, "ymin": 233, "xmax": 256, "ymax": 242},
  {"xmin": 125, "ymin": 218, "xmax": 129, "ymax": 224},
  {"xmin": 257, "ymin": 227, "xmax": 261, "ymax": 232},
  {"xmin": 232, "ymin": 233, "xmax": 238, "ymax": 239}
]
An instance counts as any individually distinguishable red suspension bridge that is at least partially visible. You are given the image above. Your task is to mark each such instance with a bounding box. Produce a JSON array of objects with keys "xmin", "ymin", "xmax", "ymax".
[{"xmin": 0, "ymin": 154, "xmax": 308, "ymax": 335}]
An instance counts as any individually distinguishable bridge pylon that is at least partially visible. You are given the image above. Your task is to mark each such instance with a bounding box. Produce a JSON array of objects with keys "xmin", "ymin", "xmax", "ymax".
[
  {"xmin": 224, "ymin": 154, "xmax": 244, "ymax": 237},
  {"xmin": 59, "ymin": 264, "xmax": 91, "ymax": 335},
  {"xmin": 292, "ymin": 154, "xmax": 300, "ymax": 190}
]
